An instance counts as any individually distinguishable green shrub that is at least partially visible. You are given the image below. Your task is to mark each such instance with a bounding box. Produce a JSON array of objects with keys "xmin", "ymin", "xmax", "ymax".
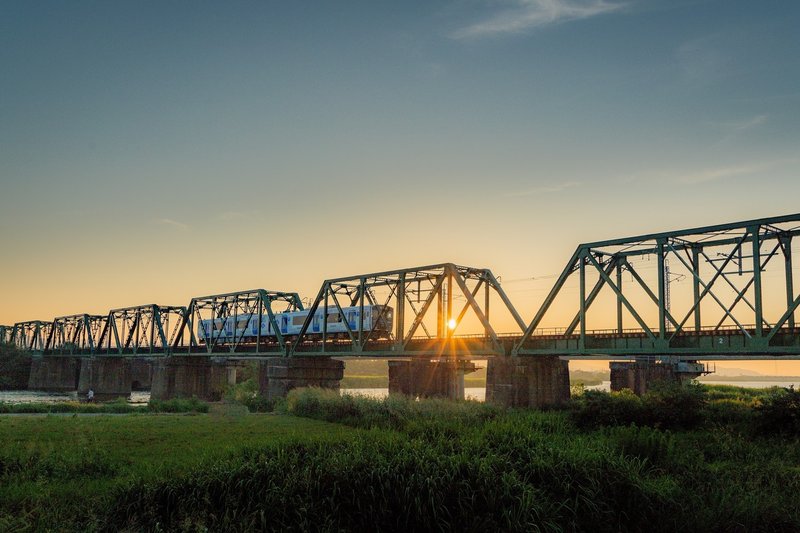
[
  {"xmin": 570, "ymin": 389, "xmax": 646, "ymax": 428},
  {"xmin": 755, "ymin": 386, "xmax": 800, "ymax": 436},
  {"xmin": 147, "ymin": 397, "xmax": 209, "ymax": 413},
  {"xmin": 570, "ymin": 383, "xmax": 706, "ymax": 430}
]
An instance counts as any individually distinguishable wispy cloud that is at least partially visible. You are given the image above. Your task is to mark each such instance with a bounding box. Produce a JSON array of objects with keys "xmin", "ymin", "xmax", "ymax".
[
  {"xmin": 723, "ymin": 114, "xmax": 767, "ymax": 134},
  {"xmin": 675, "ymin": 158, "xmax": 794, "ymax": 185},
  {"xmin": 505, "ymin": 180, "xmax": 581, "ymax": 197},
  {"xmin": 451, "ymin": 0, "xmax": 625, "ymax": 39},
  {"xmin": 155, "ymin": 218, "xmax": 190, "ymax": 231}
]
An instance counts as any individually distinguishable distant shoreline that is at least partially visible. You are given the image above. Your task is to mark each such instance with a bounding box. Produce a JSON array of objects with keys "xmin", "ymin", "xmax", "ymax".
[{"xmin": 700, "ymin": 375, "xmax": 800, "ymax": 382}]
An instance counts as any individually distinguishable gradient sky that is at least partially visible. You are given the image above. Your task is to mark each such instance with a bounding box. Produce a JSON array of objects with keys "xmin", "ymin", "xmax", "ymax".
[{"xmin": 2, "ymin": 1, "xmax": 800, "ymax": 371}]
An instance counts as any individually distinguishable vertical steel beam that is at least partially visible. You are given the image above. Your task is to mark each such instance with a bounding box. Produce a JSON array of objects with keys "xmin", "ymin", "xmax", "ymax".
[
  {"xmin": 396, "ymin": 273, "xmax": 405, "ymax": 346},
  {"xmin": 579, "ymin": 252, "xmax": 586, "ymax": 351},
  {"xmin": 359, "ymin": 278, "xmax": 365, "ymax": 346},
  {"xmin": 657, "ymin": 239, "xmax": 666, "ymax": 340},
  {"xmin": 616, "ymin": 259, "xmax": 624, "ymax": 334},
  {"xmin": 692, "ymin": 247, "xmax": 701, "ymax": 331},
  {"xmin": 322, "ymin": 287, "xmax": 329, "ymax": 351},
  {"xmin": 484, "ymin": 279, "xmax": 490, "ymax": 340},
  {"xmin": 437, "ymin": 280, "xmax": 444, "ymax": 338},
  {"xmin": 751, "ymin": 225, "xmax": 763, "ymax": 337},
  {"xmin": 783, "ymin": 236, "xmax": 795, "ymax": 329},
  {"xmin": 446, "ymin": 269, "xmax": 453, "ymax": 338}
]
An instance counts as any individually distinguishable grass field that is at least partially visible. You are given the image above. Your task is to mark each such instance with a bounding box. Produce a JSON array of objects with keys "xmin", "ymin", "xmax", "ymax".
[
  {"xmin": 2, "ymin": 384, "xmax": 799, "ymax": 531},
  {"xmin": 0, "ymin": 412, "xmax": 358, "ymax": 530}
]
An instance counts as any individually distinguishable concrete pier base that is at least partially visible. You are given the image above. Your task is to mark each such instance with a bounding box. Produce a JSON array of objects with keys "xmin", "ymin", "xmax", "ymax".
[
  {"xmin": 610, "ymin": 360, "xmax": 704, "ymax": 395},
  {"xmin": 150, "ymin": 357, "xmax": 231, "ymax": 401},
  {"xmin": 388, "ymin": 359, "xmax": 478, "ymax": 400},
  {"xmin": 28, "ymin": 357, "xmax": 81, "ymax": 392},
  {"xmin": 485, "ymin": 356, "xmax": 570, "ymax": 408},
  {"xmin": 131, "ymin": 358, "xmax": 152, "ymax": 390},
  {"xmin": 78, "ymin": 358, "xmax": 132, "ymax": 401},
  {"xmin": 258, "ymin": 357, "xmax": 344, "ymax": 400}
]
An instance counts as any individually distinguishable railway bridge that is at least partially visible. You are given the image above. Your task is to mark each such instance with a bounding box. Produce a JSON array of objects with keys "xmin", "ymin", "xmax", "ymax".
[{"xmin": 3, "ymin": 213, "xmax": 799, "ymax": 405}]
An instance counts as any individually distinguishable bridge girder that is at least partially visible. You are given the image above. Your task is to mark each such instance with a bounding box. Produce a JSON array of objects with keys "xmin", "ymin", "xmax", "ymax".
[
  {"xmin": 514, "ymin": 213, "xmax": 800, "ymax": 356},
  {"xmin": 290, "ymin": 263, "xmax": 525, "ymax": 357},
  {"xmin": 46, "ymin": 314, "xmax": 107, "ymax": 355},
  {"xmin": 11, "ymin": 320, "xmax": 52, "ymax": 353},
  {"xmin": 174, "ymin": 289, "xmax": 303, "ymax": 355},
  {"xmin": 95, "ymin": 304, "xmax": 186, "ymax": 356}
]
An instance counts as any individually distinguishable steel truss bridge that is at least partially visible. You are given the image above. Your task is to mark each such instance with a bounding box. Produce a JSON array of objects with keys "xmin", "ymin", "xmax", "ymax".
[{"xmin": 3, "ymin": 214, "xmax": 800, "ymax": 361}]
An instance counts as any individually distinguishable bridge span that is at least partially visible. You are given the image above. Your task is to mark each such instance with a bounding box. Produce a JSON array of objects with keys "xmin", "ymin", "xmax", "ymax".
[{"xmin": 3, "ymin": 213, "xmax": 800, "ymax": 405}]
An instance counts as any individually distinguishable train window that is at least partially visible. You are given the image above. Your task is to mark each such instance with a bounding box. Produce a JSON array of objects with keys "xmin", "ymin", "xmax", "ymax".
[
  {"xmin": 237, "ymin": 319, "xmax": 248, "ymax": 329},
  {"xmin": 292, "ymin": 315, "xmax": 307, "ymax": 326},
  {"xmin": 214, "ymin": 321, "xmax": 224, "ymax": 331},
  {"xmin": 327, "ymin": 313, "xmax": 342, "ymax": 324}
]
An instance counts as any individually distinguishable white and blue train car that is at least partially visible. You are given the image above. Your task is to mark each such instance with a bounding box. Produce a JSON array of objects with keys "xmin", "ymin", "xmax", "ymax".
[{"xmin": 197, "ymin": 305, "xmax": 393, "ymax": 342}]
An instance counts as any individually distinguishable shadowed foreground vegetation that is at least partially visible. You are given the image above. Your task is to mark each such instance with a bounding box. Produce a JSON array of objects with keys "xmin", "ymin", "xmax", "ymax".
[
  {"xmin": 0, "ymin": 397, "xmax": 209, "ymax": 414},
  {"xmin": 1, "ymin": 384, "xmax": 799, "ymax": 531}
]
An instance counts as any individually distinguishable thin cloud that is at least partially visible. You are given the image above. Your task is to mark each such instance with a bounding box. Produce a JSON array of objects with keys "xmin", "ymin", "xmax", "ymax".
[
  {"xmin": 451, "ymin": 0, "xmax": 625, "ymax": 39},
  {"xmin": 725, "ymin": 114, "xmax": 767, "ymax": 133},
  {"xmin": 505, "ymin": 180, "xmax": 581, "ymax": 197},
  {"xmin": 155, "ymin": 218, "xmax": 190, "ymax": 231},
  {"xmin": 678, "ymin": 159, "xmax": 795, "ymax": 185}
]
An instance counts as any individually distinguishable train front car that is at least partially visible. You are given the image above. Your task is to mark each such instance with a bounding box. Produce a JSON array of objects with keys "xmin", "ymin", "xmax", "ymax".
[
  {"xmin": 195, "ymin": 305, "xmax": 395, "ymax": 344},
  {"xmin": 368, "ymin": 305, "xmax": 393, "ymax": 339}
]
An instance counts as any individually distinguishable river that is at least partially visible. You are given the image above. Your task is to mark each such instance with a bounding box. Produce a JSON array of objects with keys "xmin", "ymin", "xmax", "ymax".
[{"xmin": 1, "ymin": 380, "xmax": 797, "ymax": 405}]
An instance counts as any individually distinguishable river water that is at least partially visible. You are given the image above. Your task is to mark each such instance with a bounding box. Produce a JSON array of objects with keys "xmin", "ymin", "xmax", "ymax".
[{"xmin": 1, "ymin": 380, "xmax": 797, "ymax": 405}]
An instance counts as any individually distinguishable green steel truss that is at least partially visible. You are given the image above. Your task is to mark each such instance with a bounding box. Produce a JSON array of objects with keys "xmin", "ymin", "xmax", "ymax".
[
  {"xmin": 96, "ymin": 305, "xmax": 186, "ymax": 356},
  {"xmin": 513, "ymin": 213, "xmax": 800, "ymax": 357},
  {"xmin": 174, "ymin": 289, "xmax": 303, "ymax": 355},
  {"xmin": 11, "ymin": 320, "xmax": 52, "ymax": 353},
  {"xmin": 8, "ymin": 213, "xmax": 800, "ymax": 360},
  {"xmin": 46, "ymin": 314, "xmax": 107, "ymax": 355},
  {"xmin": 291, "ymin": 263, "xmax": 525, "ymax": 357}
]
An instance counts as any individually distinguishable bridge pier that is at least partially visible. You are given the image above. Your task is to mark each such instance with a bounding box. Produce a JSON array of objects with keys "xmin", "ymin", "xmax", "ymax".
[
  {"xmin": 485, "ymin": 356, "xmax": 570, "ymax": 408},
  {"xmin": 610, "ymin": 360, "xmax": 704, "ymax": 395},
  {"xmin": 78, "ymin": 358, "xmax": 132, "ymax": 401},
  {"xmin": 150, "ymin": 357, "xmax": 231, "ymax": 401},
  {"xmin": 388, "ymin": 359, "xmax": 477, "ymax": 400},
  {"xmin": 131, "ymin": 358, "xmax": 153, "ymax": 390},
  {"xmin": 258, "ymin": 357, "xmax": 345, "ymax": 400},
  {"xmin": 28, "ymin": 356, "xmax": 81, "ymax": 392}
]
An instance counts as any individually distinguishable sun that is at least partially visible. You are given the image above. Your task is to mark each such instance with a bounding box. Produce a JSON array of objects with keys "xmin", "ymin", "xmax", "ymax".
[{"xmin": 447, "ymin": 318, "xmax": 457, "ymax": 330}]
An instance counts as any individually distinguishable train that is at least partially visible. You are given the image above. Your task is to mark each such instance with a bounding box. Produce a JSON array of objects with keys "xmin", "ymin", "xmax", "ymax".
[{"xmin": 197, "ymin": 304, "xmax": 393, "ymax": 342}]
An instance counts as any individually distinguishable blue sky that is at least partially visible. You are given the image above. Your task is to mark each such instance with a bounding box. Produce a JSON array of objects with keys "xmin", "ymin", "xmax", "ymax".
[{"xmin": 1, "ymin": 0, "xmax": 799, "ymax": 327}]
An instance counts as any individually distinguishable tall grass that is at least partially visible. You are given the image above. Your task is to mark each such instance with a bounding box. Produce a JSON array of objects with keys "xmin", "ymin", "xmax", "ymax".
[
  {"xmin": 0, "ymin": 397, "xmax": 208, "ymax": 414},
  {"xmin": 99, "ymin": 388, "xmax": 800, "ymax": 532}
]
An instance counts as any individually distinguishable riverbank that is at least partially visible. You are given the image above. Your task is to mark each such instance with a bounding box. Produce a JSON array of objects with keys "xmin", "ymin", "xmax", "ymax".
[{"xmin": 2, "ymin": 384, "xmax": 799, "ymax": 531}]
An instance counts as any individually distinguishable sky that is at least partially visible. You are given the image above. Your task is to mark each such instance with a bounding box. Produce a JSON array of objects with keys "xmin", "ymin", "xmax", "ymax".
[{"xmin": 2, "ymin": 1, "xmax": 800, "ymax": 370}]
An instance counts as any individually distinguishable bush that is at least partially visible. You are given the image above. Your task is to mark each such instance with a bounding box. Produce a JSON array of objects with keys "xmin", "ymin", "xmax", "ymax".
[
  {"xmin": 285, "ymin": 387, "xmax": 500, "ymax": 433},
  {"xmin": 147, "ymin": 397, "xmax": 209, "ymax": 413},
  {"xmin": 755, "ymin": 386, "xmax": 800, "ymax": 436},
  {"xmin": 570, "ymin": 382, "xmax": 706, "ymax": 430},
  {"xmin": 570, "ymin": 389, "xmax": 646, "ymax": 428}
]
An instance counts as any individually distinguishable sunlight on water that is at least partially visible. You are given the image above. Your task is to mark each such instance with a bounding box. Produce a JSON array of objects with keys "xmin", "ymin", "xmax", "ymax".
[{"xmin": 342, "ymin": 388, "xmax": 486, "ymax": 402}]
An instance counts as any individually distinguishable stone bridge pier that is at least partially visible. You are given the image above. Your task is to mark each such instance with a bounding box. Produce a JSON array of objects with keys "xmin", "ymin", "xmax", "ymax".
[
  {"xmin": 388, "ymin": 359, "xmax": 478, "ymax": 400},
  {"xmin": 150, "ymin": 356, "xmax": 236, "ymax": 401},
  {"xmin": 610, "ymin": 360, "xmax": 705, "ymax": 395},
  {"xmin": 485, "ymin": 355, "xmax": 571, "ymax": 408},
  {"xmin": 258, "ymin": 357, "xmax": 345, "ymax": 400},
  {"xmin": 78, "ymin": 358, "xmax": 132, "ymax": 401},
  {"xmin": 28, "ymin": 356, "xmax": 81, "ymax": 392}
]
